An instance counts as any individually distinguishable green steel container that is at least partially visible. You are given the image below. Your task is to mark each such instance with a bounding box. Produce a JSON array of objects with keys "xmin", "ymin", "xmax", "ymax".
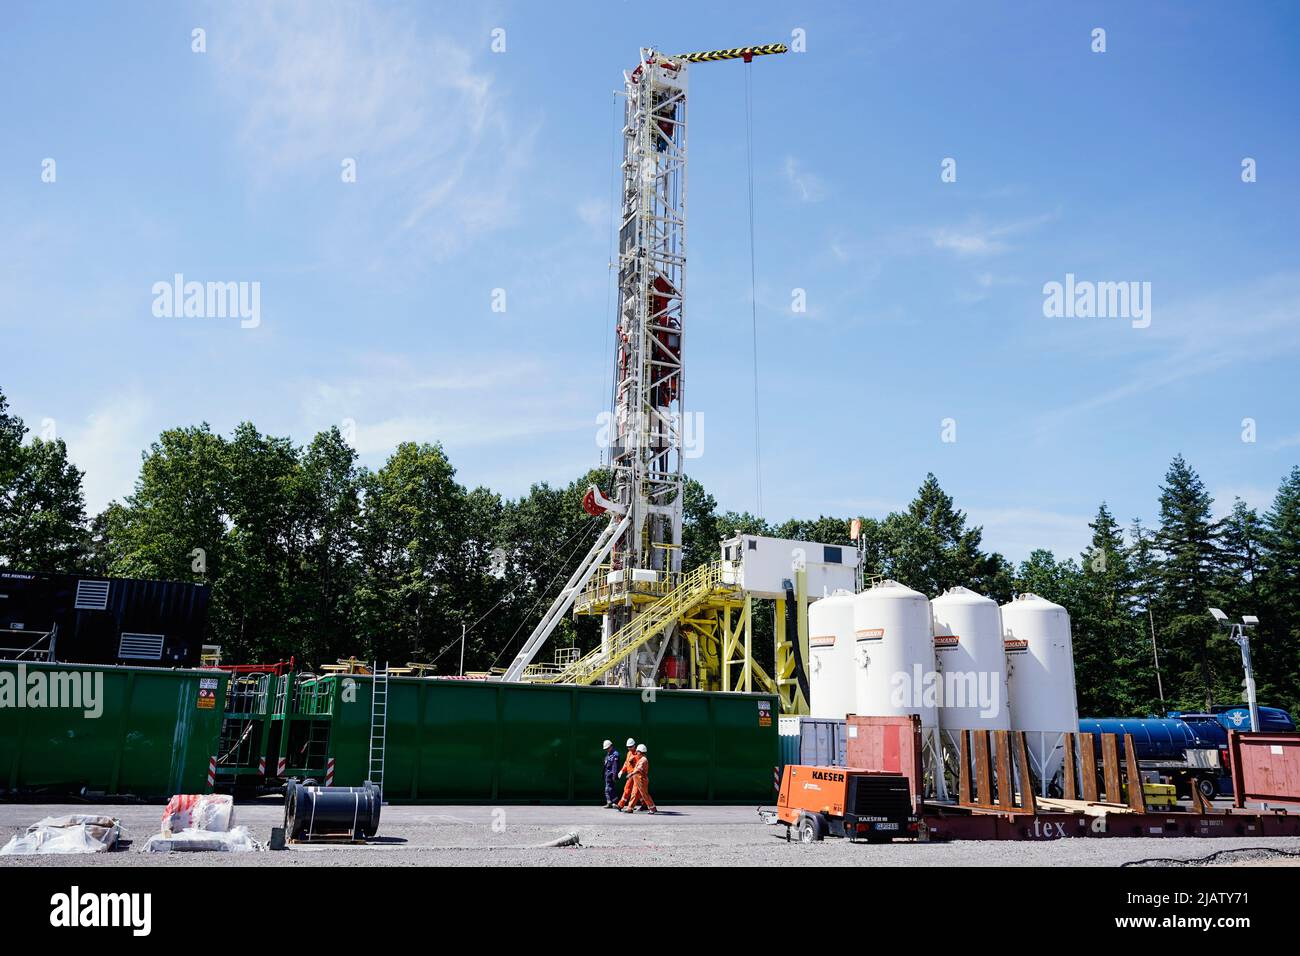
[
  {"xmin": 1, "ymin": 662, "xmax": 777, "ymax": 804},
  {"xmin": 328, "ymin": 678, "xmax": 779, "ymax": 803},
  {"xmin": 0, "ymin": 661, "xmax": 228, "ymax": 799}
]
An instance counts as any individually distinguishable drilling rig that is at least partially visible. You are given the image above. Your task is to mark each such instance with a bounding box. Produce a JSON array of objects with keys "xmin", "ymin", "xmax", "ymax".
[{"xmin": 501, "ymin": 44, "xmax": 857, "ymax": 711}]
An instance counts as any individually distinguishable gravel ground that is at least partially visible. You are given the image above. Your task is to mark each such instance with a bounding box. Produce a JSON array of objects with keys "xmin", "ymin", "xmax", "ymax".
[{"xmin": 2, "ymin": 802, "xmax": 1299, "ymax": 867}]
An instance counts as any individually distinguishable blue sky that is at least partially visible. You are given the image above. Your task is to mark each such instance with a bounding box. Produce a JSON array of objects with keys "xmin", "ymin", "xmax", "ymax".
[{"xmin": 2, "ymin": 0, "xmax": 1297, "ymax": 563}]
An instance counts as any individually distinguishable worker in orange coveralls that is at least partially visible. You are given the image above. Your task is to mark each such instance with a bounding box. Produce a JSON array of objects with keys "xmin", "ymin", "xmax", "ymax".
[
  {"xmin": 623, "ymin": 743, "xmax": 657, "ymax": 814},
  {"xmin": 614, "ymin": 737, "xmax": 638, "ymax": 809}
]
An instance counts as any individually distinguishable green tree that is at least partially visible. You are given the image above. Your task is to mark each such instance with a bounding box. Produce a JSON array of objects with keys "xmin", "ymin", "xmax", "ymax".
[
  {"xmin": 1013, "ymin": 549, "xmax": 1080, "ymax": 608},
  {"xmin": 354, "ymin": 442, "xmax": 469, "ymax": 665},
  {"xmin": 0, "ymin": 389, "xmax": 91, "ymax": 572},
  {"xmin": 1154, "ymin": 455, "xmax": 1230, "ymax": 710},
  {"xmin": 1128, "ymin": 517, "xmax": 1169, "ymax": 712},
  {"xmin": 0, "ymin": 437, "xmax": 90, "ymax": 572},
  {"xmin": 443, "ymin": 485, "xmax": 511, "ymax": 673},
  {"xmin": 281, "ymin": 427, "xmax": 361, "ymax": 664},
  {"xmin": 0, "ymin": 389, "xmax": 27, "ymax": 499},
  {"xmin": 681, "ymin": 477, "xmax": 720, "ymax": 572},
  {"xmin": 103, "ymin": 424, "xmax": 228, "ymax": 583},
  {"xmin": 1071, "ymin": 503, "xmax": 1148, "ymax": 714},
  {"xmin": 216, "ymin": 423, "xmax": 301, "ymax": 662},
  {"xmin": 492, "ymin": 469, "xmax": 610, "ymax": 665},
  {"xmin": 1260, "ymin": 469, "xmax": 1300, "ymax": 714},
  {"xmin": 880, "ymin": 474, "xmax": 1012, "ymax": 601}
]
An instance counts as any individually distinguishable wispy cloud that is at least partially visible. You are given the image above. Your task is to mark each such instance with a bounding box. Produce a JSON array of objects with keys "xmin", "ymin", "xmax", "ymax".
[
  {"xmin": 1037, "ymin": 272, "xmax": 1300, "ymax": 429},
  {"xmin": 209, "ymin": 1, "xmax": 531, "ymax": 263},
  {"xmin": 966, "ymin": 505, "xmax": 1093, "ymax": 564},
  {"xmin": 301, "ymin": 352, "xmax": 593, "ymax": 459},
  {"xmin": 784, "ymin": 156, "xmax": 827, "ymax": 202},
  {"xmin": 930, "ymin": 213, "xmax": 1055, "ymax": 258},
  {"xmin": 1265, "ymin": 430, "xmax": 1300, "ymax": 452},
  {"xmin": 576, "ymin": 197, "xmax": 610, "ymax": 237},
  {"xmin": 1210, "ymin": 486, "xmax": 1275, "ymax": 517}
]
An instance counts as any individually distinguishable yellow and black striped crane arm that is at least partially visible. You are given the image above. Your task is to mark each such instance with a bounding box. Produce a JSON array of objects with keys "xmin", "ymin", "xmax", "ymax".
[{"xmin": 672, "ymin": 43, "xmax": 788, "ymax": 64}]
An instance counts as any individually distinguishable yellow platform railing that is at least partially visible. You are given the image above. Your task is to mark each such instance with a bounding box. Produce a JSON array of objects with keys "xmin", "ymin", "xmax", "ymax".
[{"xmin": 542, "ymin": 561, "xmax": 731, "ymax": 686}]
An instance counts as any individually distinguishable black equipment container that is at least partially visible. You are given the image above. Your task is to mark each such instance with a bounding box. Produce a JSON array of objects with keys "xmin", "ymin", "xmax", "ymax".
[
  {"xmin": 0, "ymin": 571, "xmax": 210, "ymax": 667},
  {"xmin": 284, "ymin": 781, "xmax": 382, "ymax": 842}
]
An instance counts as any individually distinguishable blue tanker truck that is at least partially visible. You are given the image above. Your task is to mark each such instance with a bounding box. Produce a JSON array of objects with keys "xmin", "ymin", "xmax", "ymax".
[{"xmin": 1077, "ymin": 706, "xmax": 1296, "ymax": 800}]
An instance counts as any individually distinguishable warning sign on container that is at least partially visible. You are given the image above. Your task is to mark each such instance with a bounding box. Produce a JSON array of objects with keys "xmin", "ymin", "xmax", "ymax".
[
  {"xmin": 197, "ymin": 680, "xmax": 217, "ymax": 709},
  {"xmin": 757, "ymin": 700, "xmax": 772, "ymax": 728}
]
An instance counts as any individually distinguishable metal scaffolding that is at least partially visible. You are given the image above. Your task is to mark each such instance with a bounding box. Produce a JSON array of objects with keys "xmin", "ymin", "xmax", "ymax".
[{"xmin": 502, "ymin": 45, "xmax": 788, "ymax": 691}]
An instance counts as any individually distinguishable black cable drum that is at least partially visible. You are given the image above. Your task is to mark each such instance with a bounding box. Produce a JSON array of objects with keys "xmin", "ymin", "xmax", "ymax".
[{"xmin": 284, "ymin": 781, "xmax": 382, "ymax": 841}]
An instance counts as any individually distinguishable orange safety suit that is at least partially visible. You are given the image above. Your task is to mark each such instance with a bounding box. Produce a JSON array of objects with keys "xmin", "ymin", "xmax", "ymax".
[
  {"xmin": 627, "ymin": 753, "xmax": 656, "ymax": 811},
  {"xmin": 615, "ymin": 750, "xmax": 639, "ymax": 808}
]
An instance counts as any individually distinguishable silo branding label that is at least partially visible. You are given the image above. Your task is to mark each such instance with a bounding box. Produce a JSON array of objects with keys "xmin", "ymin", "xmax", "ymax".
[
  {"xmin": 810, "ymin": 634, "xmax": 836, "ymax": 647},
  {"xmin": 855, "ymin": 628, "xmax": 884, "ymax": 643},
  {"xmin": 1004, "ymin": 639, "xmax": 1029, "ymax": 654},
  {"xmin": 934, "ymin": 634, "xmax": 959, "ymax": 650}
]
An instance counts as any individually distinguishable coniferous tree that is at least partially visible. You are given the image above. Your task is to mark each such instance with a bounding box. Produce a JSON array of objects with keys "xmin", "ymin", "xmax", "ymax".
[
  {"xmin": 1154, "ymin": 455, "xmax": 1228, "ymax": 710},
  {"xmin": 1261, "ymin": 469, "xmax": 1300, "ymax": 714},
  {"xmin": 882, "ymin": 474, "xmax": 1012, "ymax": 601},
  {"xmin": 1072, "ymin": 504, "xmax": 1147, "ymax": 714},
  {"xmin": 28, "ymin": 377, "xmax": 1292, "ymax": 715},
  {"xmin": 1128, "ymin": 518, "xmax": 1168, "ymax": 712}
]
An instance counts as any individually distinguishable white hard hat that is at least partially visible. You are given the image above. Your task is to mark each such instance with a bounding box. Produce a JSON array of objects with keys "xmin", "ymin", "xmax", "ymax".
[
  {"xmin": 626, "ymin": 738, "xmax": 636, "ymax": 747},
  {"xmin": 602, "ymin": 739, "xmax": 612, "ymax": 749},
  {"xmin": 636, "ymin": 744, "xmax": 647, "ymax": 753}
]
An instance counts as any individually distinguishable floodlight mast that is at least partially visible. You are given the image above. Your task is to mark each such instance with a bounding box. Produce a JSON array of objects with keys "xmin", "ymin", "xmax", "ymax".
[{"xmin": 1209, "ymin": 608, "xmax": 1260, "ymax": 732}]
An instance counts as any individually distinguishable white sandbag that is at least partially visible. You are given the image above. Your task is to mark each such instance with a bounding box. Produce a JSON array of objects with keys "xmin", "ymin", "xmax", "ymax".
[
  {"xmin": 160, "ymin": 794, "xmax": 234, "ymax": 835},
  {"xmin": 0, "ymin": 814, "xmax": 121, "ymax": 855},
  {"xmin": 143, "ymin": 825, "xmax": 264, "ymax": 853}
]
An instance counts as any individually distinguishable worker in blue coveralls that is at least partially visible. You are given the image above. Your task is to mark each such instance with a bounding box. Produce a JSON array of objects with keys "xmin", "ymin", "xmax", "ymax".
[{"xmin": 602, "ymin": 739, "xmax": 621, "ymax": 807}]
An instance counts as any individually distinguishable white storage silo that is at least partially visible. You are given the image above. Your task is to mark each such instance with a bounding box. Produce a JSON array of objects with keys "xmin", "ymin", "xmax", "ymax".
[
  {"xmin": 851, "ymin": 580, "xmax": 937, "ymax": 729},
  {"xmin": 1001, "ymin": 593, "xmax": 1079, "ymax": 793},
  {"xmin": 930, "ymin": 586, "xmax": 1010, "ymax": 735},
  {"xmin": 808, "ymin": 590, "xmax": 856, "ymax": 720}
]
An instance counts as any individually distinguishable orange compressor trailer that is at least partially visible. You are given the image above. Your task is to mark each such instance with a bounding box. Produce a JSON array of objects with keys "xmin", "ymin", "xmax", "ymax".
[{"xmin": 762, "ymin": 765, "xmax": 919, "ymax": 843}]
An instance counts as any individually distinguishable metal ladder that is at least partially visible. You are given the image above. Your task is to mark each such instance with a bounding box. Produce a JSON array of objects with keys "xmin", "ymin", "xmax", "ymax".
[{"xmin": 368, "ymin": 662, "xmax": 389, "ymax": 797}]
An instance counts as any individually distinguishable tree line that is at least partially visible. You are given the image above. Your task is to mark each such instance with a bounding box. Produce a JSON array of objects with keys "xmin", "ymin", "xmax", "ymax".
[{"xmin": 2, "ymin": 385, "xmax": 1297, "ymax": 716}]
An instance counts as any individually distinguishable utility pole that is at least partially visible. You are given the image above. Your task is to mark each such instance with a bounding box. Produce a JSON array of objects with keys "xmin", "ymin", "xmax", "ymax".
[
  {"xmin": 459, "ymin": 623, "xmax": 466, "ymax": 677},
  {"xmin": 1148, "ymin": 606, "xmax": 1165, "ymax": 709}
]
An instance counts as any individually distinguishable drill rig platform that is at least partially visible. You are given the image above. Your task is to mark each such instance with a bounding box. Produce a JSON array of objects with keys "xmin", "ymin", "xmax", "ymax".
[{"xmin": 502, "ymin": 43, "xmax": 861, "ymax": 715}]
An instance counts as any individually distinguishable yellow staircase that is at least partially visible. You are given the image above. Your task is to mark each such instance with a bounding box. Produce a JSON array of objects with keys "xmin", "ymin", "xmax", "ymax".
[{"xmin": 540, "ymin": 561, "xmax": 731, "ymax": 686}]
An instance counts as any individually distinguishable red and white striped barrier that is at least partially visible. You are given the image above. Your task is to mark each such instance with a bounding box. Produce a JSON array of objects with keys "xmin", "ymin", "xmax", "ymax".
[
  {"xmin": 258, "ymin": 756, "xmax": 266, "ymax": 777},
  {"xmin": 277, "ymin": 757, "xmax": 287, "ymax": 778},
  {"xmin": 206, "ymin": 756, "xmax": 217, "ymax": 789},
  {"xmin": 324, "ymin": 757, "xmax": 335, "ymax": 787}
]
